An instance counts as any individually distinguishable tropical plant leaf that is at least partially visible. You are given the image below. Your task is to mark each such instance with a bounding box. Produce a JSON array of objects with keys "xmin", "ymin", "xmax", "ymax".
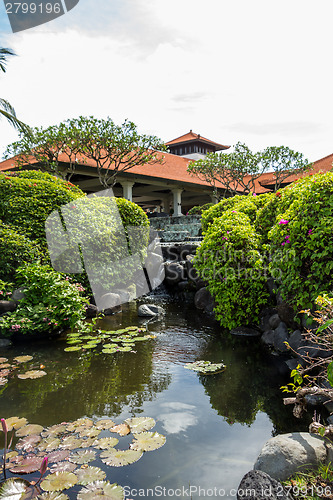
[
  {"xmin": 49, "ymin": 461, "xmax": 77, "ymax": 474},
  {"xmin": 109, "ymin": 424, "xmax": 130, "ymax": 436},
  {"xmin": 16, "ymin": 424, "xmax": 44, "ymax": 437},
  {"xmin": 77, "ymin": 481, "xmax": 124, "ymax": 500},
  {"xmin": 18, "ymin": 370, "xmax": 47, "ymax": 380},
  {"xmin": 75, "ymin": 466, "xmax": 106, "ymax": 485},
  {"xmin": 327, "ymin": 361, "xmax": 333, "ymax": 387},
  {"xmin": 40, "ymin": 472, "xmax": 78, "ymax": 492},
  {"xmin": 100, "ymin": 449, "xmax": 142, "ymax": 467},
  {"xmin": 93, "ymin": 437, "xmax": 119, "ymax": 449},
  {"xmin": 16, "ymin": 434, "xmax": 42, "ymax": 452},
  {"xmin": 13, "ymin": 356, "xmax": 33, "ymax": 363},
  {"xmin": 0, "ymin": 477, "xmax": 30, "ymax": 499},
  {"xmin": 37, "ymin": 492, "xmax": 70, "ymax": 500},
  {"xmin": 4, "ymin": 417, "xmax": 28, "ymax": 431},
  {"xmin": 95, "ymin": 419, "xmax": 115, "ymax": 430},
  {"xmin": 125, "ymin": 417, "xmax": 156, "ymax": 433},
  {"xmin": 9, "ymin": 455, "xmax": 43, "ymax": 474},
  {"xmin": 130, "ymin": 432, "xmax": 166, "ymax": 452},
  {"xmin": 69, "ymin": 449, "xmax": 96, "ymax": 464}
]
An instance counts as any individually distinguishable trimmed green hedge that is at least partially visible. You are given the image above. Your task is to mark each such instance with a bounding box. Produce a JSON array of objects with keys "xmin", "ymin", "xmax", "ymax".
[
  {"xmin": 187, "ymin": 203, "xmax": 214, "ymax": 215},
  {"xmin": 201, "ymin": 195, "xmax": 259, "ymax": 233}
]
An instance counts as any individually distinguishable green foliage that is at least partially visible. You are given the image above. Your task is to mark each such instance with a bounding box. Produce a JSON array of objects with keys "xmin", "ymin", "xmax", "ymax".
[
  {"xmin": 0, "ymin": 263, "xmax": 87, "ymax": 338},
  {"xmin": 195, "ymin": 210, "xmax": 270, "ymax": 330},
  {"xmin": 0, "ymin": 279, "xmax": 13, "ymax": 297},
  {"xmin": 0, "ymin": 222, "xmax": 41, "ymax": 281},
  {"xmin": 201, "ymin": 195, "xmax": 258, "ymax": 233},
  {"xmin": 0, "ymin": 171, "xmax": 84, "ymax": 249},
  {"xmin": 268, "ymin": 172, "xmax": 333, "ymax": 308},
  {"xmin": 187, "ymin": 203, "xmax": 214, "ymax": 215}
]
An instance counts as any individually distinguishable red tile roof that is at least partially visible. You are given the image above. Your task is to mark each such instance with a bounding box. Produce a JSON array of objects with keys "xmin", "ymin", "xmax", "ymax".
[{"xmin": 166, "ymin": 130, "xmax": 229, "ymax": 151}]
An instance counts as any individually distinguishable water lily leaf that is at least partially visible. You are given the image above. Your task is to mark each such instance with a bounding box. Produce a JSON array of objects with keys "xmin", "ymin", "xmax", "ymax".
[
  {"xmin": 95, "ymin": 419, "xmax": 115, "ymax": 430},
  {"xmin": 77, "ymin": 481, "xmax": 124, "ymax": 500},
  {"xmin": 103, "ymin": 343, "xmax": 118, "ymax": 348},
  {"xmin": 81, "ymin": 344, "xmax": 97, "ymax": 349},
  {"xmin": 49, "ymin": 461, "xmax": 76, "ymax": 474},
  {"xmin": 100, "ymin": 448, "xmax": 142, "ymax": 467},
  {"xmin": 4, "ymin": 416, "xmax": 28, "ymax": 431},
  {"xmin": 66, "ymin": 418, "xmax": 93, "ymax": 432},
  {"xmin": 69, "ymin": 450, "xmax": 96, "ymax": 464},
  {"xmin": 60, "ymin": 436, "xmax": 83, "ymax": 450},
  {"xmin": 9, "ymin": 455, "xmax": 43, "ymax": 474},
  {"xmin": 79, "ymin": 437, "xmax": 96, "ymax": 448},
  {"xmin": 40, "ymin": 472, "xmax": 78, "ymax": 492},
  {"xmin": 47, "ymin": 450, "xmax": 70, "ymax": 463},
  {"xmin": 132, "ymin": 336, "xmax": 150, "ymax": 342},
  {"xmin": 93, "ymin": 437, "xmax": 119, "ymax": 449},
  {"xmin": 6, "ymin": 451, "xmax": 18, "ymax": 460},
  {"xmin": 66, "ymin": 340, "xmax": 82, "ymax": 345},
  {"xmin": 18, "ymin": 370, "xmax": 47, "ymax": 380},
  {"xmin": 0, "ymin": 357, "xmax": 8, "ymax": 363},
  {"xmin": 16, "ymin": 424, "xmax": 44, "ymax": 437},
  {"xmin": 0, "ymin": 477, "xmax": 30, "ymax": 499},
  {"xmin": 102, "ymin": 349, "xmax": 117, "ymax": 354},
  {"xmin": 16, "ymin": 434, "xmax": 42, "ymax": 452},
  {"xmin": 42, "ymin": 424, "xmax": 67, "ymax": 438},
  {"xmin": 0, "ymin": 363, "xmax": 11, "ymax": 368},
  {"xmin": 184, "ymin": 360, "xmax": 226, "ymax": 373},
  {"xmin": 130, "ymin": 432, "xmax": 166, "ymax": 452},
  {"xmin": 79, "ymin": 427, "xmax": 100, "ymax": 438},
  {"xmin": 38, "ymin": 437, "xmax": 61, "ymax": 452},
  {"xmin": 37, "ymin": 492, "xmax": 70, "ymax": 500},
  {"xmin": 13, "ymin": 356, "xmax": 33, "ymax": 363},
  {"xmin": 0, "ymin": 369, "xmax": 11, "ymax": 377},
  {"xmin": 64, "ymin": 346, "xmax": 81, "ymax": 352},
  {"xmin": 109, "ymin": 424, "xmax": 130, "ymax": 436},
  {"xmin": 0, "ymin": 377, "xmax": 8, "ymax": 386},
  {"xmin": 75, "ymin": 466, "xmax": 106, "ymax": 485},
  {"xmin": 125, "ymin": 417, "xmax": 156, "ymax": 433}
]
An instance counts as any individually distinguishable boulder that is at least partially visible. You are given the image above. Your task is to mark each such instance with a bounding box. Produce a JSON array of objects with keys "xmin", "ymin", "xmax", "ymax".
[
  {"xmin": 254, "ymin": 432, "xmax": 333, "ymax": 481},
  {"xmin": 85, "ymin": 303, "xmax": 98, "ymax": 318},
  {"xmin": 194, "ymin": 287, "xmax": 214, "ymax": 314},
  {"xmin": 138, "ymin": 304, "xmax": 164, "ymax": 317},
  {"xmin": 237, "ymin": 470, "xmax": 292, "ymax": 500},
  {"xmin": 0, "ymin": 338, "xmax": 12, "ymax": 348},
  {"xmin": 259, "ymin": 308, "xmax": 278, "ymax": 333},
  {"xmin": 273, "ymin": 322, "xmax": 289, "ymax": 353},
  {"xmin": 269, "ymin": 314, "xmax": 281, "ymax": 330},
  {"xmin": 0, "ymin": 300, "xmax": 17, "ymax": 314},
  {"xmin": 164, "ymin": 262, "xmax": 185, "ymax": 285},
  {"xmin": 288, "ymin": 330, "xmax": 304, "ymax": 352},
  {"xmin": 231, "ymin": 326, "xmax": 261, "ymax": 337},
  {"xmin": 276, "ymin": 302, "xmax": 298, "ymax": 328},
  {"xmin": 11, "ymin": 287, "xmax": 26, "ymax": 302},
  {"xmin": 98, "ymin": 293, "xmax": 122, "ymax": 315},
  {"xmin": 261, "ymin": 330, "xmax": 275, "ymax": 347}
]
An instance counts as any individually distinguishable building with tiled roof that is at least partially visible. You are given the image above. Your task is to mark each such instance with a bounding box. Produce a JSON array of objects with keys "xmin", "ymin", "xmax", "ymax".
[{"xmin": 0, "ymin": 132, "xmax": 332, "ymax": 215}]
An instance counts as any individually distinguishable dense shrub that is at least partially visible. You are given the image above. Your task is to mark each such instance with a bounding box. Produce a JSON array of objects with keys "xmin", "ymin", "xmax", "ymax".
[
  {"xmin": 0, "ymin": 222, "xmax": 41, "ymax": 281},
  {"xmin": 0, "ymin": 171, "xmax": 84, "ymax": 247},
  {"xmin": 0, "ymin": 263, "xmax": 87, "ymax": 338},
  {"xmin": 268, "ymin": 172, "xmax": 333, "ymax": 308},
  {"xmin": 201, "ymin": 195, "xmax": 258, "ymax": 233},
  {"xmin": 195, "ymin": 210, "xmax": 270, "ymax": 329},
  {"xmin": 187, "ymin": 203, "xmax": 214, "ymax": 215}
]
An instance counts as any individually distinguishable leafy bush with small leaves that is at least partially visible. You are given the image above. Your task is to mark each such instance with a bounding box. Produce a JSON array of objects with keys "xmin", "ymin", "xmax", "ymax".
[
  {"xmin": 201, "ymin": 195, "xmax": 258, "ymax": 233},
  {"xmin": 0, "ymin": 222, "xmax": 41, "ymax": 281},
  {"xmin": 187, "ymin": 203, "xmax": 214, "ymax": 215},
  {"xmin": 195, "ymin": 210, "xmax": 270, "ymax": 330},
  {"xmin": 0, "ymin": 263, "xmax": 88, "ymax": 338},
  {"xmin": 0, "ymin": 279, "xmax": 13, "ymax": 298}
]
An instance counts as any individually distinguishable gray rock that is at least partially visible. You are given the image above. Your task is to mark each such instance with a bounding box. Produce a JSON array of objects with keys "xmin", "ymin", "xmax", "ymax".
[
  {"xmin": 273, "ymin": 322, "xmax": 289, "ymax": 353},
  {"xmin": 98, "ymin": 293, "xmax": 121, "ymax": 315},
  {"xmin": 0, "ymin": 338, "xmax": 12, "ymax": 348},
  {"xmin": 254, "ymin": 432, "xmax": 333, "ymax": 481},
  {"xmin": 237, "ymin": 470, "xmax": 292, "ymax": 500},
  {"xmin": 277, "ymin": 302, "xmax": 298, "ymax": 328},
  {"xmin": 284, "ymin": 358, "xmax": 302, "ymax": 371},
  {"xmin": 0, "ymin": 300, "xmax": 17, "ymax": 314},
  {"xmin": 138, "ymin": 304, "xmax": 164, "ymax": 317},
  {"xmin": 288, "ymin": 330, "xmax": 304, "ymax": 351},
  {"xmin": 195, "ymin": 278, "xmax": 206, "ymax": 290},
  {"xmin": 297, "ymin": 343, "xmax": 333, "ymax": 359},
  {"xmin": 11, "ymin": 287, "xmax": 26, "ymax": 302},
  {"xmin": 194, "ymin": 287, "xmax": 214, "ymax": 314},
  {"xmin": 305, "ymin": 394, "xmax": 330, "ymax": 406},
  {"xmin": 85, "ymin": 303, "xmax": 98, "ymax": 318},
  {"xmin": 177, "ymin": 280, "xmax": 190, "ymax": 292},
  {"xmin": 326, "ymin": 415, "xmax": 333, "ymax": 425},
  {"xmin": 259, "ymin": 308, "xmax": 277, "ymax": 333},
  {"xmin": 231, "ymin": 326, "xmax": 261, "ymax": 337},
  {"xmin": 261, "ymin": 330, "xmax": 275, "ymax": 347},
  {"xmin": 269, "ymin": 314, "xmax": 281, "ymax": 330},
  {"xmin": 164, "ymin": 262, "xmax": 185, "ymax": 285}
]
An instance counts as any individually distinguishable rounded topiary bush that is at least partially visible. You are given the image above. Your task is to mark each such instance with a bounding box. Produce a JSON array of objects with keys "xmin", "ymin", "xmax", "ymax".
[
  {"xmin": 0, "ymin": 222, "xmax": 41, "ymax": 281},
  {"xmin": 201, "ymin": 195, "xmax": 258, "ymax": 233},
  {"xmin": 0, "ymin": 263, "xmax": 87, "ymax": 339},
  {"xmin": 187, "ymin": 202, "xmax": 214, "ymax": 215},
  {"xmin": 0, "ymin": 171, "xmax": 84, "ymax": 248},
  {"xmin": 268, "ymin": 171, "xmax": 333, "ymax": 308},
  {"xmin": 195, "ymin": 210, "xmax": 270, "ymax": 330}
]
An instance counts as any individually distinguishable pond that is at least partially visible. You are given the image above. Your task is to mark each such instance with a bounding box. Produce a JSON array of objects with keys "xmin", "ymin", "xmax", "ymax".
[{"xmin": 0, "ymin": 297, "xmax": 310, "ymax": 499}]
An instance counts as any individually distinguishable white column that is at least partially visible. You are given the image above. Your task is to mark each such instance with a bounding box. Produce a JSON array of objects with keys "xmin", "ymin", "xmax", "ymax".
[
  {"xmin": 120, "ymin": 181, "xmax": 135, "ymax": 202},
  {"xmin": 172, "ymin": 188, "xmax": 183, "ymax": 216},
  {"xmin": 210, "ymin": 193, "xmax": 219, "ymax": 204}
]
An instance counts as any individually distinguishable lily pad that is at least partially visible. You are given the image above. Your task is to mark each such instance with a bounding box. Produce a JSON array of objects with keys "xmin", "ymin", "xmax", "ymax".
[
  {"xmin": 9, "ymin": 455, "xmax": 43, "ymax": 474},
  {"xmin": 17, "ymin": 370, "xmax": 47, "ymax": 379},
  {"xmin": 79, "ymin": 427, "xmax": 100, "ymax": 439},
  {"xmin": 4, "ymin": 416, "xmax": 28, "ymax": 431},
  {"xmin": 47, "ymin": 450, "xmax": 70, "ymax": 463},
  {"xmin": 60, "ymin": 436, "xmax": 83, "ymax": 450},
  {"xmin": 16, "ymin": 424, "xmax": 44, "ymax": 437},
  {"xmin": 184, "ymin": 360, "xmax": 226, "ymax": 373},
  {"xmin": 0, "ymin": 377, "xmax": 8, "ymax": 386},
  {"xmin": 102, "ymin": 349, "xmax": 117, "ymax": 354},
  {"xmin": 95, "ymin": 419, "xmax": 115, "ymax": 430},
  {"xmin": 0, "ymin": 477, "xmax": 31, "ymax": 499},
  {"xmin": 69, "ymin": 449, "xmax": 96, "ymax": 464},
  {"xmin": 93, "ymin": 437, "xmax": 119, "ymax": 449},
  {"xmin": 100, "ymin": 448, "xmax": 143, "ymax": 467},
  {"xmin": 125, "ymin": 417, "xmax": 156, "ymax": 433},
  {"xmin": 13, "ymin": 355, "xmax": 33, "ymax": 363},
  {"xmin": 130, "ymin": 431, "xmax": 166, "ymax": 452},
  {"xmin": 75, "ymin": 466, "xmax": 106, "ymax": 485},
  {"xmin": 81, "ymin": 344, "xmax": 97, "ymax": 349},
  {"xmin": 42, "ymin": 424, "xmax": 67, "ymax": 438},
  {"xmin": 16, "ymin": 434, "xmax": 42, "ymax": 452},
  {"xmin": 77, "ymin": 481, "xmax": 124, "ymax": 500},
  {"xmin": 37, "ymin": 493, "xmax": 70, "ymax": 500},
  {"xmin": 0, "ymin": 357, "xmax": 8, "ymax": 363},
  {"xmin": 49, "ymin": 461, "xmax": 77, "ymax": 474},
  {"xmin": 64, "ymin": 346, "xmax": 82, "ymax": 352},
  {"xmin": 66, "ymin": 418, "xmax": 93, "ymax": 431},
  {"xmin": 109, "ymin": 423, "xmax": 130, "ymax": 436},
  {"xmin": 40, "ymin": 472, "xmax": 78, "ymax": 492},
  {"xmin": 0, "ymin": 363, "xmax": 11, "ymax": 368},
  {"xmin": 38, "ymin": 437, "xmax": 61, "ymax": 452}
]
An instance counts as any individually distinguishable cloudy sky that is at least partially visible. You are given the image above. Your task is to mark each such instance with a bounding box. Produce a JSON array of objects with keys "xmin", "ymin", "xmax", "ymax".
[{"xmin": 0, "ymin": 0, "xmax": 332, "ymax": 162}]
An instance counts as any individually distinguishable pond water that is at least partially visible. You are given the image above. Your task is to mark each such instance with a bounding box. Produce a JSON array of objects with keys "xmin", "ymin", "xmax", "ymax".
[{"xmin": 0, "ymin": 297, "xmax": 310, "ymax": 499}]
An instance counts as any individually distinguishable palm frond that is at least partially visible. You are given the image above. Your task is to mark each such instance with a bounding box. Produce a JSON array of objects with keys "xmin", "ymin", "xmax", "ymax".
[
  {"xmin": 0, "ymin": 99, "xmax": 31, "ymax": 134},
  {"xmin": 0, "ymin": 48, "xmax": 16, "ymax": 73}
]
